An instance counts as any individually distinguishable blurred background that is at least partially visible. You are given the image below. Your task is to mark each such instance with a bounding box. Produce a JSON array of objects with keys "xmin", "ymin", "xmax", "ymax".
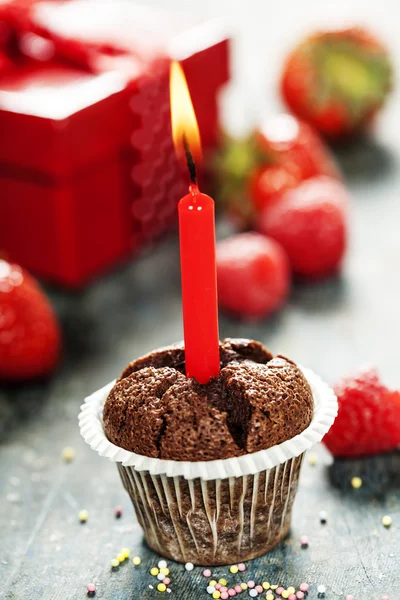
[{"xmin": 1, "ymin": 0, "xmax": 400, "ymax": 598}]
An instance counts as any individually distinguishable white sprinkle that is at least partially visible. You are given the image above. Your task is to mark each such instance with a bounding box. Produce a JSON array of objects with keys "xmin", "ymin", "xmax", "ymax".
[
  {"xmin": 158, "ymin": 560, "xmax": 168, "ymax": 569},
  {"xmin": 185, "ymin": 562, "xmax": 194, "ymax": 571},
  {"xmin": 317, "ymin": 584, "xmax": 326, "ymax": 595},
  {"xmin": 167, "ymin": 589, "xmax": 171, "ymax": 594},
  {"xmin": 319, "ymin": 510, "xmax": 328, "ymax": 523},
  {"xmin": 249, "ymin": 590, "xmax": 258, "ymax": 597},
  {"xmin": 157, "ymin": 573, "xmax": 165, "ymax": 580},
  {"xmin": 207, "ymin": 586, "xmax": 216, "ymax": 594},
  {"xmin": 149, "ymin": 585, "xmax": 154, "ymax": 590}
]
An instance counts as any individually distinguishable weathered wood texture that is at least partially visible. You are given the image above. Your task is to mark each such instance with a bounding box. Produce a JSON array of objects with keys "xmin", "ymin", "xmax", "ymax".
[{"xmin": 1, "ymin": 0, "xmax": 400, "ymax": 598}]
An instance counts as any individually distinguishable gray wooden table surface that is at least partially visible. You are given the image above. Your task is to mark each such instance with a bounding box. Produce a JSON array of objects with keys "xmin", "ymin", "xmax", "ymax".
[{"xmin": 2, "ymin": 1, "xmax": 400, "ymax": 599}]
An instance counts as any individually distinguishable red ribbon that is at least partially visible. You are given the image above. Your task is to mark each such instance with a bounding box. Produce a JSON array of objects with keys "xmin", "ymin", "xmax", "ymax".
[{"xmin": 0, "ymin": 0, "xmax": 130, "ymax": 74}]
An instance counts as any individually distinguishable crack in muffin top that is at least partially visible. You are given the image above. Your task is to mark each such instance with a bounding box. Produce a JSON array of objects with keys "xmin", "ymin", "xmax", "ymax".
[{"xmin": 103, "ymin": 338, "xmax": 314, "ymax": 461}]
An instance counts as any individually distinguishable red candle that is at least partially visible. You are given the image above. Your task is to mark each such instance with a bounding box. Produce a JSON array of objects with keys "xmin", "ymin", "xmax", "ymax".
[{"xmin": 170, "ymin": 61, "xmax": 220, "ymax": 383}]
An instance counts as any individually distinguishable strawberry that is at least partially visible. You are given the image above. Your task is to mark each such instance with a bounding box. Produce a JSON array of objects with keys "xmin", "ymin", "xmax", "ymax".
[
  {"xmin": 0, "ymin": 260, "xmax": 61, "ymax": 380},
  {"xmin": 256, "ymin": 114, "xmax": 341, "ymax": 180},
  {"xmin": 257, "ymin": 176, "xmax": 348, "ymax": 279},
  {"xmin": 212, "ymin": 115, "xmax": 339, "ymax": 227},
  {"xmin": 248, "ymin": 163, "xmax": 301, "ymax": 214},
  {"xmin": 324, "ymin": 368, "xmax": 400, "ymax": 457},
  {"xmin": 216, "ymin": 232, "xmax": 290, "ymax": 319},
  {"xmin": 281, "ymin": 27, "xmax": 393, "ymax": 139}
]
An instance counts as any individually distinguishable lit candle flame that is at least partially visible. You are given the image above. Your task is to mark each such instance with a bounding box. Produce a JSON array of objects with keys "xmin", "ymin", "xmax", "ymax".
[{"xmin": 170, "ymin": 61, "xmax": 202, "ymax": 179}]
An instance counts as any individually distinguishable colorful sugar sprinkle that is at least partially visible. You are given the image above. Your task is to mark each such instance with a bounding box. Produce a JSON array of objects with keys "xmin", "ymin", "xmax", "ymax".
[
  {"xmin": 111, "ymin": 558, "xmax": 119, "ymax": 568},
  {"xmin": 185, "ymin": 562, "xmax": 194, "ymax": 571},
  {"xmin": 62, "ymin": 447, "xmax": 76, "ymax": 462},
  {"xmin": 79, "ymin": 509, "xmax": 88, "ymax": 523},
  {"xmin": 132, "ymin": 556, "xmax": 141, "ymax": 566},
  {"xmin": 351, "ymin": 476, "xmax": 362, "ymax": 489},
  {"xmin": 345, "ymin": 595, "xmax": 354, "ymax": 600},
  {"xmin": 86, "ymin": 583, "xmax": 96, "ymax": 593},
  {"xmin": 300, "ymin": 535, "xmax": 309, "ymax": 548},
  {"xmin": 203, "ymin": 569, "xmax": 212, "ymax": 578},
  {"xmin": 114, "ymin": 506, "xmax": 122, "ymax": 519},
  {"xmin": 382, "ymin": 515, "xmax": 392, "ymax": 527},
  {"xmin": 158, "ymin": 560, "xmax": 168, "ymax": 569},
  {"xmin": 157, "ymin": 583, "xmax": 167, "ymax": 592},
  {"xmin": 230, "ymin": 565, "xmax": 239, "ymax": 574},
  {"xmin": 299, "ymin": 583, "xmax": 309, "ymax": 592}
]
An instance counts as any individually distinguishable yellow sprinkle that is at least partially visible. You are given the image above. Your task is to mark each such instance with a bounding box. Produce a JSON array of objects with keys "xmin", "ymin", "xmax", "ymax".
[
  {"xmin": 287, "ymin": 587, "xmax": 296, "ymax": 595},
  {"xmin": 132, "ymin": 556, "xmax": 141, "ymax": 566},
  {"xmin": 157, "ymin": 583, "xmax": 167, "ymax": 592},
  {"xmin": 218, "ymin": 579, "xmax": 227, "ymax": 586},
  {"xmin": 271, "ymin": 585, "xmax": 278, "ymax": 590},
  {"xmin": 240, "ymin": 583, "xmax": 248, "ymax": 590},
  {"xmin": 212, "ymin": 592, "xmax": 221, "ymax": 600},
  {"xmin": 282, "ymin": 591, "xmax": 289, "ymax": 599},
  {"xmin": 117, "ymin": 553, "xmax": 125, "ymax": 563},
  {"xmin": 209, "ymin": 580, "xmax": 217, "ymax": 587},
  {"xmin": 230, "ymin": 565, "xmax": 239, "ymax": 574},
  {"xmin": 262, "ymin": 582, "xmax": 270, "ymax": 590},
  {"xmin": 308, "ymin": 452, "xmax": 318, "ymax": 465},
  {"xmin": 62, "ymin": 447, "xmax": 76, "ymax": 462},
  {"xmin": 150, "ymin": 567, "xmax": 159, "ymax": 576},
  {"xmin": 121, "ymin": 548, "xmax": 130, "ymax": 559},
  {"xmin": 111, "ymin": 558, "xmax": 119, "ymax": 568},
  {"xmin": 78, "ymin": 509, "xmax": 88, "ymax": 522},
  {"xmin": 382, "ymin": 515, "xmax": 392, "ymax": 527},
  {"xmin": 351, "ymin": 476, "xmax": 363, "ymax": 489},
  {"xmin": 266, "ymin": 594, "xmax": 275, "ymax": 600},
  {"xmin": 160, "ymin": 568, "xmax": 169, "ymax": 576}
]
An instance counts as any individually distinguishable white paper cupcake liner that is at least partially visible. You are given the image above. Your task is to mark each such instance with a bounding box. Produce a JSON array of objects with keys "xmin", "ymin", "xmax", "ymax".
[{"xmin": 79, "ymin": 366, "xmax": 337, "ymax": 481}]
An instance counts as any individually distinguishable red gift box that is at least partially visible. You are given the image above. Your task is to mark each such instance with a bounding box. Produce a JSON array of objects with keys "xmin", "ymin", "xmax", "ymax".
[{"xmin": 0, "ymin": 0, "xmax": 229, "ymax": 287}]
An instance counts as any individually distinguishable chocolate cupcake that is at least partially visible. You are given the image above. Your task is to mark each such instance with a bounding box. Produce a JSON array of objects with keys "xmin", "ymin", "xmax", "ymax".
[{"xmin": 80, "ymin": 339, "xmax": 337, "ymax": 565}]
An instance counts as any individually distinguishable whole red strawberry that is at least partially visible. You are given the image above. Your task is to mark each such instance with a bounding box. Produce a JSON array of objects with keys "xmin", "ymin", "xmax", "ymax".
[
  {"xmin": 0, "ymin": 260, "xmax": 61, "ymax": 380},
  {"xmin": 256, "ymin": 114, "xmax": 340, "ymax": 180},
  {"xmin": 281, "ymin": 28, "xmax": 393, "ymax": 139},
  {"xmin": 257, "ymin": 176, "xmax": 348, "ymax": 279},
  {"xmin": 324, "ymin": 368, "xmax": 400, "ymax": 457},
  {"xmin": 216, "ymin": 232, "xmax": 290, "ymax": 319}
]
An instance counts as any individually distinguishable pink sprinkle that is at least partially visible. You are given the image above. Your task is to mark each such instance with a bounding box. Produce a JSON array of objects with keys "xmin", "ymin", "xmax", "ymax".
[
  {"xmin": 234, "ymin": 585, "xmax": 242, "ymax": 594},
  {"xmin": 345, "ymin": 596, "xmax": 354, "ymax": 600},
  {"xmin": 247, "ymin": 581, "xmax": 255, "ymax": 589},
  {"xmin": 238, "ymin": 563, "xmax": 246, "ymax": 572},
  {"xmin": 381, "ymin": 597, "xmax": 390, "ymax": 600},
  {"xmin": 300, "ymin": 583, "xmax": 309, "ymax": 592},
  {"xmin": 255, "ymin": 586, "xmax": 263, "ymax": 594},
  {"xmin": 114, "ymin": 506, "xmax": 122, "ymax": 518},
  {"xmin": 228, "ymin": 590, "xmax": 237, "ymax": 597},
  {"xmin": 289, "ymin": 595, "xmax": 297, "ymax": 600},
  {"xmin": 296, "ymin": 593, "xmax": 305, "ymax": 599},
  {"xmin": 276, "ymin": 587, "xmax": 284, "ymax": 595},
  {"xmin": 215, "ymin": 584, "xmax": 221, "ymax": 590},
  {"xmin": 86, "ymin": 583, "xmax": 96, "ymax": 593},
  {"xmin": 203, "ymin": 569, "xmax": 212, "ymax": 578},
  {"xmin": 163, "ymin": 578, "xmax": 171, "ymax": 585},
  {"xmin": 300, "ymin": 535, "xmax": 309, "ymax": 547},
  {"xmin": 220, "ymin": 587, "xmax": 228, "ymax": 593},
  {"xmin": 221, "ymin": 594, "xmax": 229, "ymax": 600}
]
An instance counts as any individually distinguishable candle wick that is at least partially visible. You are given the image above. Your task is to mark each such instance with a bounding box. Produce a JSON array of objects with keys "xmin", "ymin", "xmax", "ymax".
[{"xmin": 182, "ymin": 133, "xmax": 197, "ymax": 185}]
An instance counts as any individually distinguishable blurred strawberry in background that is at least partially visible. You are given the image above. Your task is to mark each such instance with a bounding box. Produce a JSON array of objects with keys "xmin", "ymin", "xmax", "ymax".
[
  {"xmin": 256, "ymin": 114, "xmax": 341, "ymax": 180},
  {"xmin": 0, "ymin": 260, "xmax": 61, "ymax": 381},
  {"xmin": 324, "ymin": 368, "xmax": 400, "ymax": 457},
  {"xmin": 213, "ymin": 113, "xmax": 340, "ymax": 227},
  {"xmin": 281, "ymin": 27, "xmax": 393, "ymax": 139},
  {"xmin": 216, "ymin": 232, "xmax": 290, "ymax": 319},
  {"xmin": 257, "ymin": 176, "xmax": 349, "ymax": 280}
]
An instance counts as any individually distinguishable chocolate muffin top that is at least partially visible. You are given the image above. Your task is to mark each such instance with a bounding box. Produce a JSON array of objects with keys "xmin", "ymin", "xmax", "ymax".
[{"xmin": 103, "ymin": 338, "xmax": 313, "ymax": 461}]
